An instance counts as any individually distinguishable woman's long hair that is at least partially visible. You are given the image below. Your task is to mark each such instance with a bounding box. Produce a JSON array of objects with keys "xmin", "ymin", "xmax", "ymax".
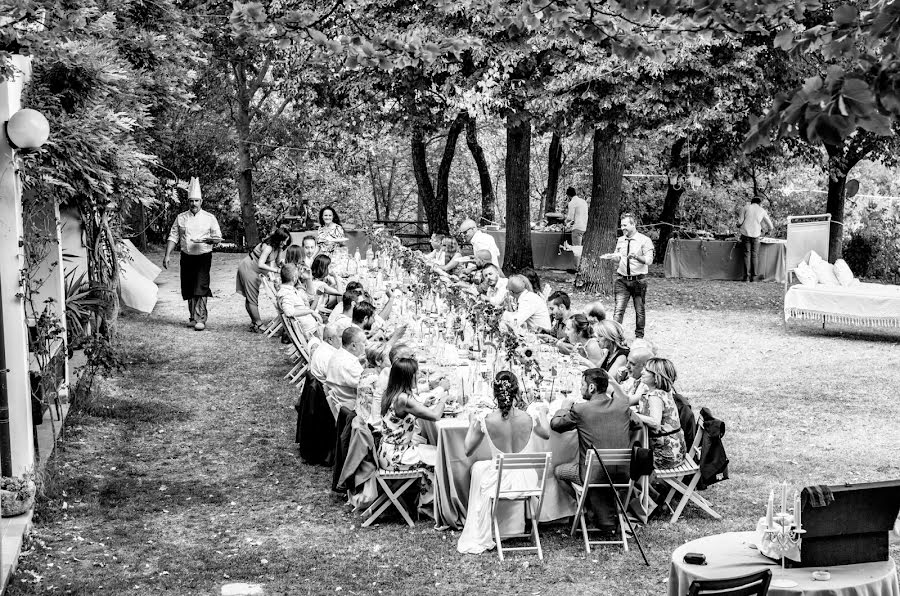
[
  {"xmin": 521, "ymin": 268, "xmax": 542, "ymax": 294},
  {"xmin": 493, "ymin": 370, "xmax": 522, "ymax": 419},
  {"xmin": 319, "ymin": 205, "xmax": 342, "ymax": 227},
  {"xmin": 567, "ymin": 313, "xmax": 594, "ymax": 341},
  {"xmin": 595, "ymin": 319, "xmax": 628, "ymax": 350},
  {"xmin": 310, "ymin": 254, "xmax": 331, "ymax": 280},
  {"xmin": 381, "ymin": 357, "xmax": 418, "ymax": 417},
  {"xmin": 284, "ymin": 245, "xmax": 303, "ymax": 265},
  {"xmin": 265, "ymin": 227, "xmax": 291, "ymax": 249}
]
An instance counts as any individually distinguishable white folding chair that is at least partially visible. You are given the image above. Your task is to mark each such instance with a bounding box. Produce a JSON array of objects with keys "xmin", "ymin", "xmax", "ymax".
[
  {"xmin": 258, "ymin": 277, "xmax": 284, "ymax": 335},
  {"xmin": 282, "ymin": 317, "xmax": 311, "ymax": 388},
  {"xmin": 490, "ymin": 452, "xmax": 552, "ymax": 561},
  {"xmin": 361, "ymin": 468, "xmax": 424, "ymax": 528},
  {"xmin": 655, "ymin": 415, "xmax": 722, "ymax": 523},
  {"xmin": 570, "ymin": 449, "xmax": 635, "ymax": 553}
]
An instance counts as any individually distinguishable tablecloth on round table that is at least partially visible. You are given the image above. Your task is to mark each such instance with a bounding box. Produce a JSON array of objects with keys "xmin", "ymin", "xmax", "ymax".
[
  {"xmin": 663, "ymin": 239, "xmax": 786, "ymax": 283},
  {"xmin": 668, "ymin": 531, "xmax": 900, "ymax": 596},
  {"xmin": 426, "ymin": 418, "xmax": 580, "ymax": 530}
]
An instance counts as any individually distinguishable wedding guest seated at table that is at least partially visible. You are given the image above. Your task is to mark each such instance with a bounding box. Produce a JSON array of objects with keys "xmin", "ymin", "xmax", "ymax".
[
  {"xmin": 460, "ymin": 249, "xmax": 496, "ymax": 283},
  {"xmin": 439, "ymin": 237, "xmax": 468, "ymax": 275},
  {"xmin": 423, "ymin": 233, "xmax": 445, "ymax": 263},
  {"xmin": 301, "ymin": 235, "xmax": 319, "ymax": 268},
  {"xmin": 356, "ymin": 343, "xmax": 391, "ymax": 434},
  {"xmin": 561, "ymin": 313, "xmax": 606, "ymax": 367},
  {"xmin": 595, "ymin": 319, "xmax": 630, "ymax": 376},
  {"xmin": 324, "ymin": 326, "xmax": 367, "ymax": 412},
  {"xmin": 284, "ymin": 244, "xmax": 304, "ymax": 267},
  {"xmin": 478, "ymin": 264, "xmax": 509, "ymax": 307},
  {"xmin": 502, "ymin": 275, "xmax": 552, "ymax": 333},
  {"xmin": 457, "ymin": 371, "xmax": 550, "ymax": 554},
  {"xmin": 275, "ymin": 264, "xmax": 322, "ymax": 337},
  {"xmin": 585, "ymin": 300, "xmax": 607, "ymax": 324},
  {"xmin": 545, "ymin": 290, "xmax": 572, "ymax": 341},
  {"xmin": 309, "ymin": 323, "xmax": 343, "ymax": 385},
  {"xmin": 615, "ymin": 344, "xmax": 654, "ymax": 397},
  {"xmin": 551, "ymin": 368, "xmax": 631, "ymax": 533},
  {"xmin": 311, "ymin": 253, "xmax": 343, "ymax": 311},
  {"xmin": 522, "ymin": 267, "xmax": 552, "ymax": 300},
  {"xmin": 378, "ymin": 357, "xmax": 448, "ymax": 504},
  {"xmin": 628, "ymin": 357, "xmax": 685, "ymax": 469},
  {"xmin": 330, "ymin": 287, "xmax": 364, "ymax": 328}
]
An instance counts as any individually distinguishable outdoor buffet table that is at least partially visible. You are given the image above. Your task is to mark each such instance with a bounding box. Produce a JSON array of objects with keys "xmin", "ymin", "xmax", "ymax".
[
  {"xmin": 290, "ymin": 229, "xmax": 369, "ymax": 255},
  {"xmin": 668, "ymin": 531, "xmax": 899, "ymax": 596},
  {"xmin": 485, "ymin": 230, "xmax": 576, "ymax": 270},
  {"xmin": 664, "ymin": 238, "xmax": 786, "ymax": 283}
]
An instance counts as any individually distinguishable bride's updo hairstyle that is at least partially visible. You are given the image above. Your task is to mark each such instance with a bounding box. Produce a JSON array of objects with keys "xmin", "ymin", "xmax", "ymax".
[{"xmin": 493, "ymin": 371, "xmax": 522, "ymax": 419}]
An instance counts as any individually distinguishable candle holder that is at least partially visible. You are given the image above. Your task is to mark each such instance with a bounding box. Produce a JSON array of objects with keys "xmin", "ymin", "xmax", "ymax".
[{"xmin": 763, "ymin": 512, "xmax": 805, "ymax": 588}]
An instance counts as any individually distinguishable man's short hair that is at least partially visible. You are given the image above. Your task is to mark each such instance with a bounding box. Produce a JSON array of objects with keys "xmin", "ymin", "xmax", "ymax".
[
  {"xmin": 583, "ymin": 368, "xmax": 609, "ymax": 394},
  {"xmin": 566, "ymin": 186, "xmax": 576, "ymax": 197},
  {"xmin": 342, "ymin": 326, "xmax": 365, "ymax": 347},
  {"xmin": 507, "ymin": 274, "xmax": 529, "ymax": 294},
  {"xmin": 482, "ymin": 263, "xmax": 499, "ymax": 275},
  {"xmin": 302, "ymin": 235, "xmax": 317, "ymax": 246},
  {"xmin": 751, "ymin": 195, "xmax": 764, "ymax": 204},
  {"xmin": 548, "ymin": 290, "xmax": 571, "ymax": 309},
  {"xmin": 621, "ymin": 213, "xmax": 636, "ymax": 226},
  {"xmin": 280, "ymin": 263, "xmax": 299, "ymax": 284},
  {"xmin": 352, "ymin": 300, "xmax": 376, "ymax": 324},
  {"xmin": 323, "ymin": 322, "xmax": 342, "ymax": 342},
  {"xmin": 346, "ymin": 281, "xmax": 363, "ymax": 292},
  {"xmin": 475, "ymin": 249, "xmax": 493, "ymax": 264},
  {"xmin": 341, "ymin": 288, "xmax": 364, "ymax": 311}
]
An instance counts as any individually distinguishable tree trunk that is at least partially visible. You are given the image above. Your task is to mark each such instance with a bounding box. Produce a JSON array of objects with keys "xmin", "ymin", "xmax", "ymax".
[
  {"xmin": 655, "ymin": 138, "xmax": 686, "ymax": 258},
  {"xmin": 825, "ymin": 155, "xmax": 847, "ymax": 263},
  {"xmin": 410, "ymin": 128, "xmax": 449, "ymax": 234},
  {"xmin": 503, "ymin": 114, "xmax": 533, "ymax": 274},
  {"xmin": 465, "ymin": 116, "xmax": 495, "ymax": 226},
  {"xmin": 233, "ymin": 62, "xmax": 260, "ymax": 247},
  {"xmin": 577, "ymin": 127, "xmax": 625, "ymax": 295},
  {"xmin": 433, "ymin": 113, "xmax": 466, "ymax": 234},
  {"xmin": 544, "ymin": 132, "xmax": 563, "ymax": 214}
]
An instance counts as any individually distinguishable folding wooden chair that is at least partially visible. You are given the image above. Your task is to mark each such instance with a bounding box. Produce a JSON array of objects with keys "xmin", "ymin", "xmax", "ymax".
[
  {"xmin": 258, "ymin": 277, "xmax": 284, "ymax": 336},
  {"xmin": 688, "ymin": 569, "xmax": 772, "ymax": 596},
  {"xmin": 570, "ymin": 449, "xmax": 635, "ymax": 553},
  {"xmin": 655, "ymin": 415, "xmax": 722, "ymax": 523},
  {"xmin": 361, "ymin": 468, "xmax": 424, "ymax": 528},
  {"xmin": 282, "ymin": 317, "xmax": 311, "ymax": 388},
  {"xmin": 490, "ymin": 452, "xmax": 552, "ymax": 561}
]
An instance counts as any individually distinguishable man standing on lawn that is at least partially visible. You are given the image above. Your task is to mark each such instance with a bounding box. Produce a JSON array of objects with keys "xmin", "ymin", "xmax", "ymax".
[
  {"xmin": 162, "ymin": 178, "xmax": 222, "ymax": 331},
  {"xmin": 564, "ymin": 186, "xmax": 588, "ymax": 248},
  {"xmin": 611, "ymin": 214, "xmax": 654, "ymax": 339},
  {"xmin": 737, "ymin": 195, "xmax": 774, "ymax": 282}
]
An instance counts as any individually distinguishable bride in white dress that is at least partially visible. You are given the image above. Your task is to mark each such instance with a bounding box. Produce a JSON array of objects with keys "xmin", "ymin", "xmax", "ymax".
[{"xmin": 457, "ymin": 371, "xmax": 550, "ymax": 554}]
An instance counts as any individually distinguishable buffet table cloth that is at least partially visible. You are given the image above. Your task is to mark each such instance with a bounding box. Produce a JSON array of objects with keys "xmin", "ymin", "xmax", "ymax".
[
  {"xmin": 664, "ymin": 239, "xmax": 786, "ymax": 283},
  {"xmin": 485, "ymin": 230, "xmax": 577, "ymax": 270},
  {"xmin": 290, "ymin": 229, "xmax": 368, "ymax": 255},
  {"xmin": 429, "ymin": 417, "xmax": 579, "ymax": 529},
  {"xmin": 669, "ymin": 531, "xmax": 899, "ymax": 596},
  {"xmin": 784, "ymin": 282, "xmax": 900, "ymax": 328}
]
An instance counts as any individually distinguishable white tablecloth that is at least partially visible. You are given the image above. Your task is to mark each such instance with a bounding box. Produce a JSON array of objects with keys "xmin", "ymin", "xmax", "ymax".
[
  {"xmin": 669, "ymin": 532, "xmax": 900, "ymax": 596},
  {"xmin": 784, "ymin": 283, "xmax": 900, "ymax": 328}
]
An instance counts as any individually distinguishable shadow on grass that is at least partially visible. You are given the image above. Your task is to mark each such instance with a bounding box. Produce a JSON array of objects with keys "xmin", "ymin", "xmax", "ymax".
[{"xmin": 79, "ymin": 397, "xmax": 191, "ymax": 424}]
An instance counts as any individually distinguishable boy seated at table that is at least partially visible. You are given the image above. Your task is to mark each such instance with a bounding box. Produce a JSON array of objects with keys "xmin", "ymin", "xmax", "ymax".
[{"xmin": 276, "ymin": 264, "xmax": 322, "ymax": 337}]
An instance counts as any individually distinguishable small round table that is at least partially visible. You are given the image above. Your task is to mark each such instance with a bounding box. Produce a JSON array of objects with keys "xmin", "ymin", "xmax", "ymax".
[{"xmin": 668, "ymin": 531, "xmax": 899, "ymax": 596}]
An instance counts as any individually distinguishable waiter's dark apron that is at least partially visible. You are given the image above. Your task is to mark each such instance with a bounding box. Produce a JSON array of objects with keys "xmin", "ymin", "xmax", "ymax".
[{"xmin": 180, "ymin": 252, "xmax": 213, "ymax": 300}]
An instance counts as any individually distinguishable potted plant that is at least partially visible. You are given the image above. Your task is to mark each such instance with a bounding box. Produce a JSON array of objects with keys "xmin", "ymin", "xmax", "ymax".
[{"xmin": 1, "ymin": 472, "xmax": 37, "ymax": 517}]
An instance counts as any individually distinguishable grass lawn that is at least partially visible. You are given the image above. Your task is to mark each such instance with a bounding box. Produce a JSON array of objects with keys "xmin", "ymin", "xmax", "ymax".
[{"xmin": 8, "ymin": 250, "xmax": 900, "ymax": 596}]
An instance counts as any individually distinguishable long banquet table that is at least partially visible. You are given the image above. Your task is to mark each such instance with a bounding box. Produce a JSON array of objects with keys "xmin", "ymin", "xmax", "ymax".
[
  {"xmin": 663, "ymin": 238, "xmax": 787, "ymax": 283},
  {"xmin": 668, "ymin": 531, "xmax": 899, "ymax": 596}
]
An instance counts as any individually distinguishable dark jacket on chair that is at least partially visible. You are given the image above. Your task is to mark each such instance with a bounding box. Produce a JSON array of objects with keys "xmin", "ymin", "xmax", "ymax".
[{"xmin": 697, "ymin": 406, "xmax": 728, "ymax": 490}]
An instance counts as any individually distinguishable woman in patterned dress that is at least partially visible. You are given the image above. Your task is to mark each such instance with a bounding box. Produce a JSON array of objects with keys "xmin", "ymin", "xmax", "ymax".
[
  {"xmin": 378, "ymin": 357, "xmax": 447, "ymax": 472},
  {"xmin": 630, "ymin": 357, "xmax": 685, "ymax": 469},
  {"xmin": 315, "ymin": 206, "xmax": 347, "ymax": 253}
]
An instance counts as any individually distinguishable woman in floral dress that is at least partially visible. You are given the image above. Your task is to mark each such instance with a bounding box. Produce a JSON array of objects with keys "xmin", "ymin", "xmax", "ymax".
[{"xmin": 630, "ymin": 357, "xmax": 685, "ymax": 469}]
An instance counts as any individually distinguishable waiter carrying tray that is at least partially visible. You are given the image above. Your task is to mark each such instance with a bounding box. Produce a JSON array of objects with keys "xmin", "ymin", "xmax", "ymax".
[
  {"xmin": 600, "ymin": 213, "xmax": 654, "ymax": 339},
  {"xmin": 162, "ymin": 177, "xmax": 222, "ymax": 331}
]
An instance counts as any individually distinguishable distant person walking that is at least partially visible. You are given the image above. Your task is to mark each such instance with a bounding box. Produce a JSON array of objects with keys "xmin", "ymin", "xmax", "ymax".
[
  {"xmin": 162, "ymin": 181, "xmax": 222, "ymax": 331},
  {"xmin": 737, "ymin": 195, "xmax": 774, "ymax": 282}
]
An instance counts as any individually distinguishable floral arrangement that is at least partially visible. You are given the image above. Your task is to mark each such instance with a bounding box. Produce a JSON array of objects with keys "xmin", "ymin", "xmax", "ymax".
[{"xmin": 366, "ymin": 227, "xmax": 546, "ymax": 399}]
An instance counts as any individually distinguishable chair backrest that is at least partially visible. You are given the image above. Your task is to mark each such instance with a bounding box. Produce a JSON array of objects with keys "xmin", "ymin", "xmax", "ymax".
[
  {"xmin": 260, "ymin": 275, "xmax": 279, "ymax": 303},
  {"xmin": 786, "ymin": 214, "xmax": 830, "ymax": 271},
  {"xmin": 686, "ymin": 413, "xmax": 706, "ymax": 463},
  {"xmin": 493, "ymin": 452, "xmax": 551, "ymax": 498},
  {"xmin": 687, "ymin": 568, "xmax": 772, "ymax": 596},
  {"xmin": 283, "ymin": 317, "xmax": 311, "ymax": 363},
  {"xmin": 583, "ymin": 449, "xmax": 633, "ymax": 488}
]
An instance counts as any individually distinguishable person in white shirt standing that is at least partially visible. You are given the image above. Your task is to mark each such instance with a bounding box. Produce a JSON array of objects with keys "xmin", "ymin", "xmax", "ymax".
[
  {"xmin": 564, "ymin": 186, "xmax": 589, "ymax": 247},
  {"xmin": 163, "ymin": 187, "xmax": 222, "ymax": 331},
  {"xmin": 609, "ymin": 214, "xmax": 654, "ymax": 339},
  {"xmin": 458, "ymin": 218, "xmax": 501, "ymax": 268},
  {"xmin": 737, "ymin": 195, "xmax": 774, "ymax": 282}
]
